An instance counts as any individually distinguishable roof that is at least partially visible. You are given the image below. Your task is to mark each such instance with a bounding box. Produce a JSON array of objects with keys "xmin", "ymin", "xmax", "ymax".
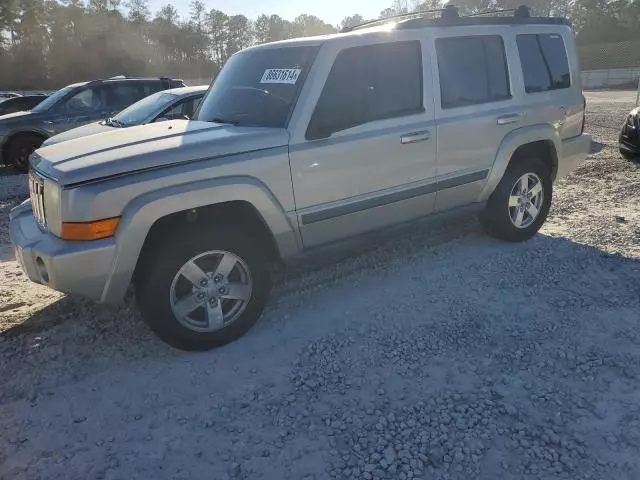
[
  {"xmin": 243, "ymin": 25, "xmax": 401, "ymax": 52},
  {"xmin": 65, "ymin": 77, "xmax": 184, "ymax": 89},
  {"xmin": 245, "ymin": 5, "xmax": 570, "ymax": 52},
  {"xmin": 164, "ymin": 85, "xmax": 209, "ymax": 96}
]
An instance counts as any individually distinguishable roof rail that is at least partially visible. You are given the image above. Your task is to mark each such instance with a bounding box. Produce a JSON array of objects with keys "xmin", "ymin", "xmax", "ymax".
[
  {"xmin": 341, "ymin": 4, "xmax": 567, "ymax": 33},
  {"xmin": 340, "ymin": 8, "xmax": 445, "ymax": 32}
]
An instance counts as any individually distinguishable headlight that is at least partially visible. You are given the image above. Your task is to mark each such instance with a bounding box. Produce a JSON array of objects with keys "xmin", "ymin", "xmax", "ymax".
[{"xmin": 43, "ymin": 177, "xmax": 62, "ymax": 237}]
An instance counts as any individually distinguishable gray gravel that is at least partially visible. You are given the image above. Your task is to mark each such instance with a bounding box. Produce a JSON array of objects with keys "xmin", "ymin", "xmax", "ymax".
[{"xmin": 1, "ymin": 90, "xmax": 639, "ymax": 480}]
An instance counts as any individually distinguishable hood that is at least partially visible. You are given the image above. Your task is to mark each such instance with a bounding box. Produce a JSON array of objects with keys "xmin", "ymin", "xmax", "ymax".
[
  {"xmin": 0, "ymin": 110, "xmax": 33, "ymax": 124},
  {"xmin": 43, "ymin": 121, "xmax": 114, "ymax": 146},
  {"xmin": 33, "ymin": 120, "xmax": 289, "ymax": 186}
]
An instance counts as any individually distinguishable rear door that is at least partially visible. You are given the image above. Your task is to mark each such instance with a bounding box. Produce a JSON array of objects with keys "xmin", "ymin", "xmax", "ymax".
[
  {"xmin": 107, "ymin": 82, "xmax": 147, "ymax": 116},
  {"xmin": 431, "ymin": 30, "xmax": 516, "ymax": 212},
  {"xmin": 288, "ymin": 34, "xmax": 437, "ymax": 247}
]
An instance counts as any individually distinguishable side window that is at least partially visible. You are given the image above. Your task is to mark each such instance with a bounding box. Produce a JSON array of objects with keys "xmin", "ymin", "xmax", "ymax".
[
  {"xmin": 181, "ymin": 97, "xmax": 200, "ymax": 118},
  {"xmin": 436, "ymin": 35, "xmax": 511, "ymax": 109},
  {"xmin": 307, "ymin": 41, "xmax": 423, "ymax": 138},
  {"xmin": 62, "ymin": 86, "xmax": 107, "ymax": 112},
  {"xmin": 110, "ymin": 83, "xmax": 144, "ymax": 107},
  {"xmin": 159, "ymin": 98, "xmax": 191, "ymax": 120},
  {"xmin": 517, "ymin": 34, "xmax": 571, "ymax": 93},
  {"xmin": 143, "ymin": 81, "xmax": 166, "ymax": 96}
]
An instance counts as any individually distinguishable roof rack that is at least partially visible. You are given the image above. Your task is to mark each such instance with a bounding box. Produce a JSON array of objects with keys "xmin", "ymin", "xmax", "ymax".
[
  {"xmin": 83, "ymin": 76, "xmax": 179, "ymax": 86},
  {"xmin": 342, "ymin": 4, "xmax": 568, "ymax": 32},
  {"xmin": 341, "ymin": 8, "xmax": 444, "ymax": 32}
]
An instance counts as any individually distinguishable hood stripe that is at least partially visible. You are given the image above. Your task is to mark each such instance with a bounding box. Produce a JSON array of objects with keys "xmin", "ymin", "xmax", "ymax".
[
  {"xmin": 62, "ymin": 144, "xmax": 288, "ymax": 188},
  {"xmin": 52, "ymin": 123, "xmax": 225, "ymax": 166}
]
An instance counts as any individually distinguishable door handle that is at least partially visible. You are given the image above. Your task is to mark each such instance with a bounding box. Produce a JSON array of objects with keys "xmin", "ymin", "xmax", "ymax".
[
  {"xmin": 401, "ymin": 130, "xmax": 431, "ymax": 144},
  {"xmin": 497, "ymin": 113, "xmax": 521, "ymax": 125}
]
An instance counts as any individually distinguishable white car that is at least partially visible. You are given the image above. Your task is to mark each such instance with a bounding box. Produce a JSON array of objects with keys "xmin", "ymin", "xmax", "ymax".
[{"xmin": 43, "ymin": 85, "xmax": 208, "ymax": 146}]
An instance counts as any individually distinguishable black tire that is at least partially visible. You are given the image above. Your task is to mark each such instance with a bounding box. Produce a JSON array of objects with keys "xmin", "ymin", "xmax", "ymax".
[
  {"xmin": 620, "ymin": 147, "xmax": 638, "ymax": 160},
  {"xmin": 479, "ymin": 157, "xmax": 552, "ymax": 242},
  {"xmin": 135, "ymin": 227, "xmax": 272, "ymax": 351},
  {"xmin": 6, "ymin": 134, "xmax": 44, "ymax": 173}
]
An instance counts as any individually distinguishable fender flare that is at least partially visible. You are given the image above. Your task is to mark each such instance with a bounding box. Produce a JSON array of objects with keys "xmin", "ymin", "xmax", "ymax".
[
  {"xmin": 100, "ymin": 176, "xmax": 300, "ymax": 302},
  {"xmin": 6, "ymin": 128, "xmax": 51, "ymax": 142},
  {"xmin": 477, "ymin": 124, "xmax": 561, "ymax": 202}
]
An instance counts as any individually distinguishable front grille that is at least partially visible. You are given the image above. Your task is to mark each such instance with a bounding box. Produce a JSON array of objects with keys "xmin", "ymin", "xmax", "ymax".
[{"xmin": 29, "ymin": 171, "xmax": 46, "ymax": 229}]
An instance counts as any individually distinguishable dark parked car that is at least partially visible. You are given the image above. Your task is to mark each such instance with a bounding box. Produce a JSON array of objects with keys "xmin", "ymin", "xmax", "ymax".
[
  {"xmin": 0, "ymin": 76, "xmax": 185, "ymax": 171},
  {"xmin": 44, "ymin": 86, "xmax": 208, "ymax": 146},
  {"xmin": 0, "ymin": 95, "xmax": 48, "ymax": 116},
  {"xmin": 620, "ymin": 107, "xmax": 639, "ymax": 159}
]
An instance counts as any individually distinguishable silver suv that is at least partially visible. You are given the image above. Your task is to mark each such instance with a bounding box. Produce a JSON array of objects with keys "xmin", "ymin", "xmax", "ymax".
[{"xmin": 10, "ymin": 7, "xmax": 592, "ymax": 350}]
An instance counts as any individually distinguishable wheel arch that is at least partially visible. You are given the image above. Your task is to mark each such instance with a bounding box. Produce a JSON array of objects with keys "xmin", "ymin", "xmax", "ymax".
[
  {"xmin": 100, "ymin": 176, "xmax": 301, "ymax": 303},
  {"xmin": 478, "ymin": 124, "xmax": 560, "ymax": 203},
  {"xmin": 2, "ymin": 129, "xmax": 49, "ymax": 162}
]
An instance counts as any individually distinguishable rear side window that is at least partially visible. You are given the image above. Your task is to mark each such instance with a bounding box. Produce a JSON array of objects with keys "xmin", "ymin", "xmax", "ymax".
[
  {"xmin": 436, "ymin": 35, "xmax": 510, "ymax": 109},
  {"xmin": 517, "ymin": 34, "xmax": 571, "ymax": 93},
  {"xmin": 110, "ymin": 83, "xmax": 145, "ymax": 107},
  {"xmin": 142, "ymin": 81, "xmax": 166, "ymax": 96},
  {"xmin": 308, "ymin": 41, "xmax": 423, "ymax": 137}
]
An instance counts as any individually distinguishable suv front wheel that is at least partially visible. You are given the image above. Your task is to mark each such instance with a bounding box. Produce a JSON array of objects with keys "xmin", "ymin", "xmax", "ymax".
[
  {"xmin": 479, "ymin": 157, "xmax": 552, "ymax": 242},
  {"xmin": 135, "ymin": 227, "xmax": 272, "ymax": 351}
]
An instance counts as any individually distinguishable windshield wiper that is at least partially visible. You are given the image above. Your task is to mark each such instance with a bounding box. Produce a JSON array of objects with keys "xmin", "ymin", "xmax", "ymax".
[
  {"xmin": 209, "ymin": 117, "xmax": 239, "ymax": 126},
  {"xmin": 105, "ymin": 117, "xmax": 125, "ymax": 128}
]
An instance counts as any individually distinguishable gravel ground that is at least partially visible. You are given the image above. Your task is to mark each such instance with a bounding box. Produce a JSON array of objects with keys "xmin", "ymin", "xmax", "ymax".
[{"xmin": 1, "ymin": 90, "xmax": 639, "ymax": 480}]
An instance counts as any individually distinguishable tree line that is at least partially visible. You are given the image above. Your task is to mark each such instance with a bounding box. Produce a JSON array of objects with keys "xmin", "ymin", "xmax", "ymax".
[{"xmin": 1, "ymin": 0, "xmax": 639, "ymax": 90}]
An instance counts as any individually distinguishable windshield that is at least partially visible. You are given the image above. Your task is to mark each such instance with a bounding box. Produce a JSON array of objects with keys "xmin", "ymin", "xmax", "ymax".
[
  {"xmin": 31, "ymin": 85, "xmax": 75, "ymax": 112},
  {"xmin": 196, "ymin": 45, "xmax": 319, "ymax": 128},
  {"xmin": 113, "ymin": 91, "xmax": 175, "ymax": 126}
]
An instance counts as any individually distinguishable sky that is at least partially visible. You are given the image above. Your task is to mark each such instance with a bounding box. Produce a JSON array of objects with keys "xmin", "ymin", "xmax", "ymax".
[{"xmin": 147, "ymin": 0, "xmax": 393, "ymax": 27}]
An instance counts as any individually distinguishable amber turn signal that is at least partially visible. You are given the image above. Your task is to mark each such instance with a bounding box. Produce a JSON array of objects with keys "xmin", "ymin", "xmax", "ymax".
[{"xmin": 61, "ymin": 217, "xmax": 120, "ymax": 241}]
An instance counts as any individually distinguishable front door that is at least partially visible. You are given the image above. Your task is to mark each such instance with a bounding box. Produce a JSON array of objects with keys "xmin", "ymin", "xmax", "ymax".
[
  {"xmin": 288, "ymin": 36, "xmax": 437, "ymax": 248},
  {"xmin": 52, "ymin": 85, "xmax": 111, "ymax": 134}
]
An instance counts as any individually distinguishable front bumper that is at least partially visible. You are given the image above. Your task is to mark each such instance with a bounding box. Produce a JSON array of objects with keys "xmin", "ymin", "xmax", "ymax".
[
  {"xmin": 620, "ymin": 135, "xmax": 640, "ymax": 156},
  {"xmin": 556, "ymin": 133, "xmax": 592, "ymax": 180},
  {"xmin": 9, "ymin": 200, "xmax": 117, "ymax": 302}
]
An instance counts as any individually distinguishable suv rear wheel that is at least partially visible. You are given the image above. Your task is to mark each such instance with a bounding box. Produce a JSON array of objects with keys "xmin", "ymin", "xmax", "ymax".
[
  {"xmin": 7, "ymin": 133, "xmax": 44, "ymax": 173},
  {"xmin": 479, "ymin": 157, "xmax": 552, "ymax": 242},
  {"xmin": 135, "ymin": 227, "xmax": 271, "ymax": 351}
]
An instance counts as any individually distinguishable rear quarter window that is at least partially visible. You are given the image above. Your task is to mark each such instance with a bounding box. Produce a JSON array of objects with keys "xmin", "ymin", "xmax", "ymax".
[{"xmin": 517, "ymin": 33, "xmax": 571, "ymax": 93}]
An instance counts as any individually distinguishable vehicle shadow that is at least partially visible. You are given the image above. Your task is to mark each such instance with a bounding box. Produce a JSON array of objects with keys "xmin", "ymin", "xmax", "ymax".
[
  {"xmin": 590, "ymin": 140, "xmax": 605, "ymax": 154},
  {"xmin": 2, "ymin": 215, "xmax": 639, "ymax": 406}
]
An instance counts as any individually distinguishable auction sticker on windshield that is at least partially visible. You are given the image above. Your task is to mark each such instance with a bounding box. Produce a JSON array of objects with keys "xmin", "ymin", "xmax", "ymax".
[{"xmin": 260, "ymin": 68, "xmax": 301, "ymax": 84}]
